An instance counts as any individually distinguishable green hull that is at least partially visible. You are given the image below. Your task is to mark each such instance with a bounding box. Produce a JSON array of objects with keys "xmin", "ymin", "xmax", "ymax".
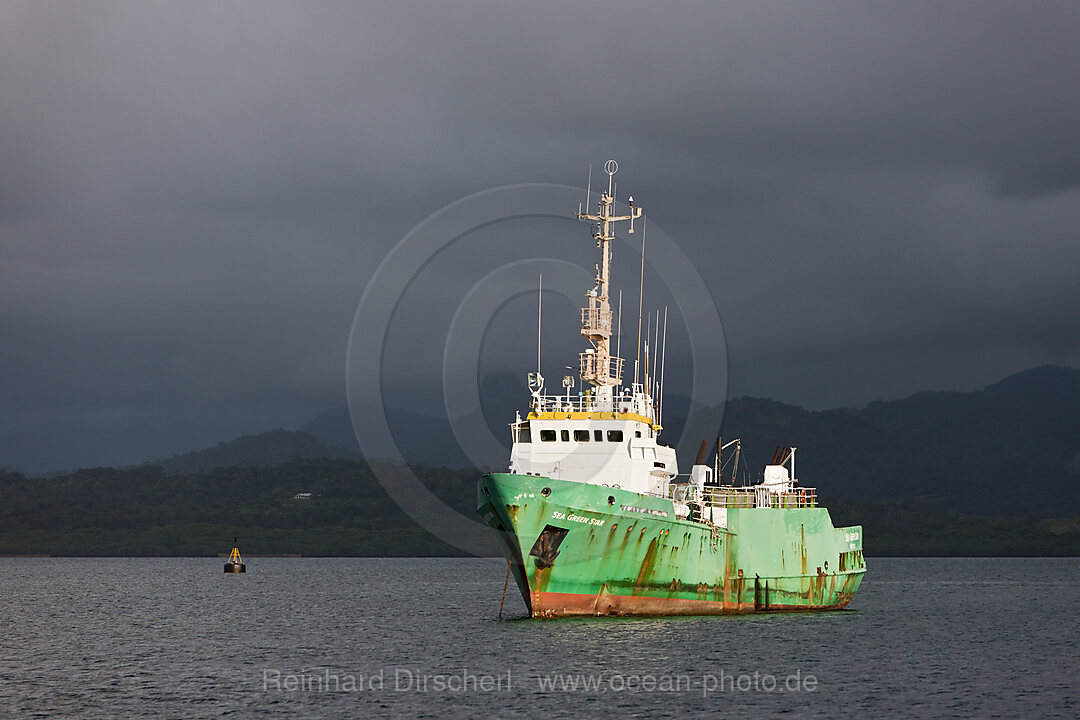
[{"xmin": 478, "ymin": 473, "xmax": 865, "ymax": 617}]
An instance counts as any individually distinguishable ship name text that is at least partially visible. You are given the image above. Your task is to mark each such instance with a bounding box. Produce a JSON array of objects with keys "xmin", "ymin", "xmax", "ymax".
[{"xmin": 551, "ymin": 510, "xmax": 605, "ymax": 527}]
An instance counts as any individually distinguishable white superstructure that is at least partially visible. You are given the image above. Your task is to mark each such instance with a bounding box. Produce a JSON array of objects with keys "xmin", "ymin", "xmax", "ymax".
[{"xmin": 507, "ymin": 161, "xmax": 678, "ymax": 495}]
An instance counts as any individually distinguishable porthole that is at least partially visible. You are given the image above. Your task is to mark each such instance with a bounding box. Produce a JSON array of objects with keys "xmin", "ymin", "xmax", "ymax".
[{"xmin": 540, "ymin": 487, "xmax": 551, "ymax": 497}]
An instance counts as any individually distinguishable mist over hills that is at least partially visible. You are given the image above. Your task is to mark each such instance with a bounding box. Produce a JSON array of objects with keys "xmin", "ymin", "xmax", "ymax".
[
  {"xmin": 147, "ymin": 429, "xmax": 359, "ymax": 476},
  {"xmin": 3, "ymin": 365, "xmax": 1078, "ymax": 517},
  {"xmin": 297, "ymin": 365, "xmax": 1080, "ymax": 517},
  {"xmin": 658, "ymin": 366, "xmax": 1080, "ymax": 517},
  {"xmin": 715, "ymin": 365, "xmax": 1080, "ymax": 516}
]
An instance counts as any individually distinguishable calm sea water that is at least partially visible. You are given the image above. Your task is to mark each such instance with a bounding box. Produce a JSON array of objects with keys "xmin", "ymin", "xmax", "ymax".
[{"xmin": 1, "ymin": 557, "xmax": 1076, "ymax": 718}]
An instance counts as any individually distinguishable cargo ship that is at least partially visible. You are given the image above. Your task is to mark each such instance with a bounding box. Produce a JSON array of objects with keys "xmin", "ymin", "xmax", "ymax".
[{"xmin": 477, "ymin": 161, "xmax": 865, "ymax": 617}]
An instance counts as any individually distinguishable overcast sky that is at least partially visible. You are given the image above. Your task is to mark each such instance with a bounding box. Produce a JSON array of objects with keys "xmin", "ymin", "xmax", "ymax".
[{"xmin": 2, "ymin": 1, "xmax": 1079, "ymax": 469}]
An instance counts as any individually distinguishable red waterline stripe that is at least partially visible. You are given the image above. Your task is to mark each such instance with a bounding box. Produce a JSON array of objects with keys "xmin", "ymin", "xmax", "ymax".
[{"xmin": 531, "ymin": 590, "xmax": 852, "ymax": 617}]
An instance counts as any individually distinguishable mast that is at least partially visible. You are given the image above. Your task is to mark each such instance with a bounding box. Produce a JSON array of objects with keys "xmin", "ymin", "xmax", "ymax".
[{"xmin": 575, "ymin": 160, "xmax": 643, "ymax": 394}]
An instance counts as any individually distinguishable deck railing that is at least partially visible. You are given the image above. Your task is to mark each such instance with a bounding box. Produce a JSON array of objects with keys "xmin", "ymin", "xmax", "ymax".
[
  {"xmin": 579, "ymin": 353, "xmax": 624, "ymax": 386},
  {"xmin": 679, "ymin": 485, "xmax": 818, "ymax": 509},
  {"xmin": 580, "ymin": 307, "xmax": 613, "ymax": 336},
  {"xmin": 531, "ymin": 389, "xmax": 651, "ymax": 417}
]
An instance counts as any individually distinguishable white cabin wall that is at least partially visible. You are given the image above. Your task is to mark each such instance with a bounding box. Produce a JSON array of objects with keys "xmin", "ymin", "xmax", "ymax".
[{"xmin": 509, "ymin": 417, "xmax": 677, "ymax": 495}]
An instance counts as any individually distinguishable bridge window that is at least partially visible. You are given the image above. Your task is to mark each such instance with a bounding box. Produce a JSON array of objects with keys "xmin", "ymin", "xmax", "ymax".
[
  {"xmin": 574, "ymin": 430, "xmax": 590, "ymax": 442},
  {"xmin": 594, "ymin": 430, "xmax": 603, "ymax": 441},
  {"xmin": 635, "ymin": 431, "xmax": 642, "ymax": 438},
  {"xmin": 560, "ymin": 429, "xmax": 570, "ymax": 442},
  {"xmin": 517, "ymin": 425, "xmax": 531, "ymax": 443},
  {"xmin": 539, "ymin": 430, "xmax": 556, "ymax": 442},
  {"xmin": 607, "ymin": 430, "xmax": 624, "ymax": 442}
]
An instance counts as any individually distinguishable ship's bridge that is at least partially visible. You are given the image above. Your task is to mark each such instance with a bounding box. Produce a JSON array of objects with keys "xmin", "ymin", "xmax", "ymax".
[
  {"xmin": 507, "ymin": 160, "xmax": 676, "ymax": 496},
  {"xmin": 508, "ymin": 389, "xmax": 678, "ymax": 495}
]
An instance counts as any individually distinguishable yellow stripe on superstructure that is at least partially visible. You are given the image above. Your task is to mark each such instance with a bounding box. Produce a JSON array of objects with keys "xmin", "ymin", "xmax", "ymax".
[{"xmin": 529, "ymin": 410, "xmax": 659, "ymax": 430}]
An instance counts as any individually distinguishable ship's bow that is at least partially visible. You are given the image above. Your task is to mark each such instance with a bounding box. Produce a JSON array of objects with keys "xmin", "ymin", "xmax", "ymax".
[{"xmin": 477, "ymin": 472, "xmax": 544, "ymax": 615}]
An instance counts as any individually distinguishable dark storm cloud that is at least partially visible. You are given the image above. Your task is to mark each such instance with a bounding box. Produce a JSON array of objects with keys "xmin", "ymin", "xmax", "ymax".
[{"xmin": 1, "ymin": 1, "xmax": 1078, "ymax": 469}]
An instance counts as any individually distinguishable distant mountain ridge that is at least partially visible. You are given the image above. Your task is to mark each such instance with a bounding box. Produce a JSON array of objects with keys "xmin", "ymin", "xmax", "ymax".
[
  {"xmin": 146, "ymin": 429, "xmax": 359, "ymax": 475},
  {"xmin": 296, "ymin": 365, "xmax": 1080, "ymax": 516},
  {"xmin": 299, "ymin": 406, "xmax": 471, "ymax": 469},
  {"xmin": 698, "ymin": 365, "xmax": 1080, "ymax": 516},
  {"xmin": 4, "ymin": 365, "xmax": 1078, "ymax": 518},
  {"xmin": 1, "ymin": 365, "xmax": 1078, "ymax": 557}
]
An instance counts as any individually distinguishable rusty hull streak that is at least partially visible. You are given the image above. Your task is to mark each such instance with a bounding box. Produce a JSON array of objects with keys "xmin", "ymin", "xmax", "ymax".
[
  {"xmin": 800, "ymin": 524, "xmax": 808, "ymax": 576},
  {"xmin": 633, "ymin": 537, "xmax": 660, "ymax": 592}
]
